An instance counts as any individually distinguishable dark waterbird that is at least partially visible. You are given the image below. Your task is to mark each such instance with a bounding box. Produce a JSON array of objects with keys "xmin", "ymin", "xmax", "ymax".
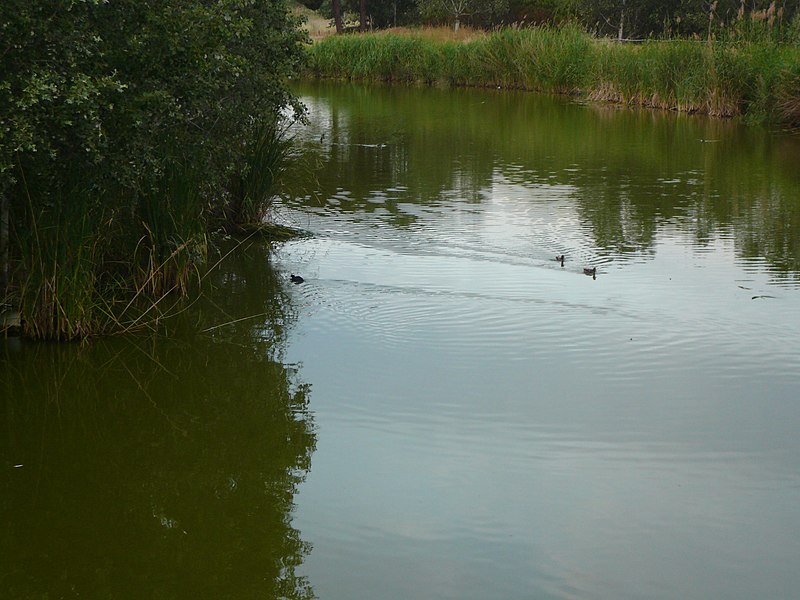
[
  {"xmin": 583, "ymin": 267, "xmax": 597, "ymax": 280},
  {"xmin": 290, "ymin": 274, "xmax": 305, "ymax": 284},
  {"xmin": 555, "ymin": 255, "xmax": 565, "ymax": 266}
]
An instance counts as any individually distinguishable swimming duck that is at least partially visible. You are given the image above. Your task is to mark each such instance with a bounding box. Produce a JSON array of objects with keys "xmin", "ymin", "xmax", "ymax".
[
  {"xmin": 583, "ymin": 267, "xmax": 596, "ymax": 279},
  {"xmin": 290, "ymin": 274, "xmax": 304, "ymax": 284},
  {"xmin": 555, "ymin": 255, "xmax": 565, "ymax": 266}
]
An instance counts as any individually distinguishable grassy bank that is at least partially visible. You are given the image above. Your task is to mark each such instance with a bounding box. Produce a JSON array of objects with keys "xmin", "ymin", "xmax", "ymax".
[{"xmin": 306, "ymin": 26, "xmax": 800, "ymax": 125}]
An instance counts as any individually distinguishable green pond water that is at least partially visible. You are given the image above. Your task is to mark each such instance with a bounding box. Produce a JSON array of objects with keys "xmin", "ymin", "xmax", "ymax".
[{"xmin": 4, "ymin": 81, "xmax": 800, "ymax": 599}]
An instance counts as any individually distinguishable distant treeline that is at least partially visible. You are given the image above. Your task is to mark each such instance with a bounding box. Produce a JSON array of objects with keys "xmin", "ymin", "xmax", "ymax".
[
  {"xmin": 302, "ymin": 0, "xmax": 800, "ymax": 39},
  {"xmin": 306, "ymin": 24, "xmax": 800, "ymax": 125}
]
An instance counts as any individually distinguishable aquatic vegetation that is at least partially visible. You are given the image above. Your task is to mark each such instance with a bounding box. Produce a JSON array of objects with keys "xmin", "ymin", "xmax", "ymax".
[
  {"xmin": 11, "ymin": 169, "xmax": 204, "ymax": 340},
  {"xmin": 306, "ymin": 25, "xmax": 800, "ymax": 125},
  {"xmin": 776, "ymin": 63, "xmax": 800, "ymax": 126},
  {"xmin": 227, "ymin": 117, "xmax": 297, "ymax": 231},
  {"xmin": 14, "ymin": 183, "xmax": 112, "ymax": 340},
  {"xmin": 475, "ymin": 24, "xmax": 592, "ymax": 91},
  {"xmin": 134, "ymin": 162, "xmax": 207, "ymax": 298}
]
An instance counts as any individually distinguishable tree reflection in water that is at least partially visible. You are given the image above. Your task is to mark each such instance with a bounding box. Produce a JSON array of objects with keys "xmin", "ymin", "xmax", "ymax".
[
  {"xmin": 1, "ymin": 240, "xmax": 316, "ymax": 599},
  {"xmin": 293, "ymin": 81, "xmax": 800, "ymax": 281}
]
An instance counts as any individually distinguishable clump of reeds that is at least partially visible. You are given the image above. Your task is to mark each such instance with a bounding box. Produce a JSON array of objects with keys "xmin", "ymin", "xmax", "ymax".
[
  {"xmin": 134, "ymin": 162, "xmax": 207, "ymax": 298},
  {"xmin": 15, "ymin": 182, "xmax": 114, "ymax": 340},
  {"xmin": 475, "ymin": 25, "xmax": 591, "ymax": 92},
  {"xmin": 226, "ymin": 116, "xmax": 297, "ymax": 232},
  {"xmin": 775, "ymin": 63, "xmax": 800, "ymax": 127},
  {"xmin": 6, "ymin": 116, "xmax": 306, "ymax": 341},
  {"xmin": 306, "ymin": 25, "xmax": 593, "ymax": 91},
  {"xmin": 590, "ymin": 40, "xmax": 712, "ymax": 114},
  {"xmin": 9, "ymin": 159, "xmax": 209, "ymax": 340},
  {"xmin": 307, "ymin": 33, "xmax": 439, "ymax": 82}
]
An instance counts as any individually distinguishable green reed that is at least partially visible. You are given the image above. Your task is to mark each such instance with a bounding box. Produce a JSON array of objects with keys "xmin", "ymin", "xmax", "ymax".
[
  {"xmin": 15, "ymin": 182, "xmax": 113, "ymax": 340},
  {"xmin": 134, "ymin": 162, "xmax": 207, "ymax": 298},
  {"xmin": 227, "ymin": 116, "xmax": 297, "ymax": 231},
  {"xmin": 776, "ymin": 62, "xmax": 800, "ymax": 126},
  {"xmin": 9, "ymin": 160, "xmax": 208, "ymax": 340},
  {"xmin": 307, "ymin": 26, "xmax": 800, "ymax": 125},
  {"xmin": 590, "ymin": 41, "xmax": 712, "ymax": 113},
  {"xmin": 7, "ymin": 121, "xmax": 304, "ymax": 341},
  {"xmin": 473, "ymin": 25, "xmax": 591, "ymax": 92}
]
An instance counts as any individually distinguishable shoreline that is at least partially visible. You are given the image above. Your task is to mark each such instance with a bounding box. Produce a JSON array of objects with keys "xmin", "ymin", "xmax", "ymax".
[{"xmin": 305, "ymin": 27, "xmax": 800, "ymax": 127}]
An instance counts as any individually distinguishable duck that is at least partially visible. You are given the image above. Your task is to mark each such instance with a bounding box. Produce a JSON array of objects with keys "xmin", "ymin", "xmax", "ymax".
[
  {"xmin": 555, "ymin": 254, "xmax": 565, "ymax": 266},
  {"xmin": 583, "ymin": 267, "xmax": 597, "ymax": 279},
  {"xmin": 290, "ymin": 274, "xmax": 305, "ymax": 284}
]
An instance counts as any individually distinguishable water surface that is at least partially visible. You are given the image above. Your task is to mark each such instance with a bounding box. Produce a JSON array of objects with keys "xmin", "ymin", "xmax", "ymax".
[
  {"xmin": 2, "ymin": 243, "xmax": 316, "ymax": 599},
  {"xmin": 3, "ymin": 81, "xmax": 800, "ymax": 599},
  {"xmin": 277, "ymin": 82, "xmax": 800, "ymax": 599}
]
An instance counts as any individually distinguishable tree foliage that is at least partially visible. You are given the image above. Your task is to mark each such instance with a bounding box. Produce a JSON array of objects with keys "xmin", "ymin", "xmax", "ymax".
[
  {"xmin": 315, "ymin": 0, "xmax": 418, "ymax": 29},
  {"xmin": 509, "ymin": 0, "xmax": 800, "ymax": 38},
  {"xmin": 310, "ymin": 0, "xmax": 800, "ymax": 33},
  {"xmin": 0, "ymin": 0, "xmax": 309, "ymax": 338},
  {"xmin": 367, "ymin": 0, "xmax": 420, "ymax": 27},
  {"xmin": 1, "ymin": 0, "xmax": 307, "ymax": 196},
  {"xmin": 417, "ymin": 0, "xmax": 509, "ymax": 29}
]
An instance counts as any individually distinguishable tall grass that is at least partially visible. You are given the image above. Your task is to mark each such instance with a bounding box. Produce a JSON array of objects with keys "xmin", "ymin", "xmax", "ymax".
[
  {"xmin": 15, "ymin": 180, "xmax": 113, "ymax": 340},
  {"xmin": 475, "ymin": 25, "xmax": 591, "ymax": 92},
  {"xmin": 776, "ymin": 62, "xmax": 800, "ymax": 126},
  {"xmin": 227, "ymin": 117, "xmax": 297, "ymax": 231},
  {"xmin": 134, "ymin": 162, "xmax": 207, "ymax": 298},
  {"xmin": 306, "ymin": 26, "xmax": 800, "ymax": 125},
  {"xmin": 590, "ymin": 40, "xmax": 717, "ymax": 114},
  {"xmin": 11, "ymin": 172, "xmax": 207, "ymax": 341}
]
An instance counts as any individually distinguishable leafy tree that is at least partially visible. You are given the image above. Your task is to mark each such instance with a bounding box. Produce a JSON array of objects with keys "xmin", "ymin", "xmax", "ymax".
[
  {"xmin": 508, "ymin": 0, "xmax": 569, "ymax": 24},
  {"xmin": 369, "ymin": 0, "xmax": 420, "ymax": 27},
  {"xmin": 417, "ymin": 0, "xmax": 510, "ymax": 30},
  {"xmin": 334, "ymin": 0, "xmax": 419, "ymax": 28},
  {"xmin": 2, "ymin": 0, "xmax": 307, "ymax": 192},
  {"xmin": 561, "ymin": 0, "xmax": 680, "ymax": 38},
  {"xmin": 0, "ymin": 0, "xmax": 309, "ymax": 337}
]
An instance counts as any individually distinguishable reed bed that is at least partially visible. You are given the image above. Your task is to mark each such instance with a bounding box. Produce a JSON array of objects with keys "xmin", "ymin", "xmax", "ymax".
[
  {"xmin": 306, "ymin": 26, "xmax": 800, "ymax": 124},
  {"xmin": 5, "ymin": 115, "xmax": 300, "ymax": 341},
  {"xmin": 134, "ymin": 163, "xmax": 207, "ymax": 298},
  {"xmin": 15, "ymin": 186, "xmax": 111, "ymax": 340},
  {"xmin": 12, "ymin": 177, "xmax": 207, "ymax": 341}
]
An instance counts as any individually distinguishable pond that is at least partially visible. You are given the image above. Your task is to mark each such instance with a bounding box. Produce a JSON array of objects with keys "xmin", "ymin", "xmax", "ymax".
[
  {"xmin": 3, "ymin": 81, "xmax": 800, "ymax": 599},
  {"xmin": 278, "ymin": 82, "xmax": 800, "ymax": 599},
  {"xmin": 1, "ymin": 242, "xmax": 316, "ymax": 598}
]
